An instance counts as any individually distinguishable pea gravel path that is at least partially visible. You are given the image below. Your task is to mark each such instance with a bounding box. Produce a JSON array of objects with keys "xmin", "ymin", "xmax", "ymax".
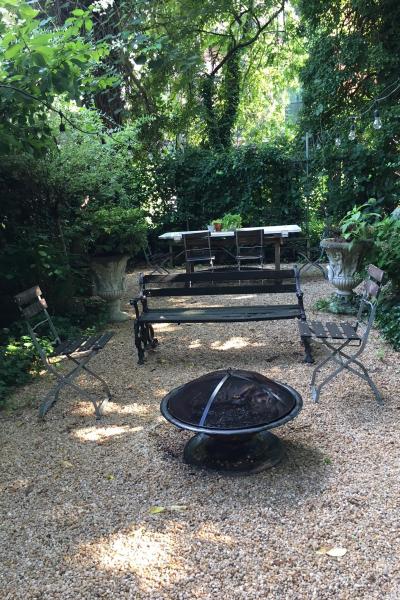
[{"xmin": 1, "ymin": 270, "xmax": 399, "ymax": 600}]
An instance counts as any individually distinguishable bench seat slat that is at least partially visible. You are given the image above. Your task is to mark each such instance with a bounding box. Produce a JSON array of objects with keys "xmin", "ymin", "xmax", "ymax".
[{"xmin": 138, "ymin": 304, "xmax": 301, "ymax": 323}]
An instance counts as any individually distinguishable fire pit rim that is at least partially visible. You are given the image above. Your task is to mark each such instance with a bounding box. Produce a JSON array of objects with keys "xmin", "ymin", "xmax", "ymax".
[{"xmin": 160, "ymin": 370, "xmax": 303, "ymax": 436}]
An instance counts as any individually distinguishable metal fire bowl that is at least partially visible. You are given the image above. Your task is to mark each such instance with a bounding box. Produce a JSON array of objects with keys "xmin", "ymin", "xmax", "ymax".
[{"xmin": 160, "ymin": 379, "xmax": 303, "ymax": 474}]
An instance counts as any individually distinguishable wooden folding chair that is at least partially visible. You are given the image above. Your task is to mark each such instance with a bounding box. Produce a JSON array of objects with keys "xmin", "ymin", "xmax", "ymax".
[
  {"xmin": 298, "ymin": 265, "xmax": 385, "ymax": 404},
  {"xmin": 15, "ymin": 286, "xmax": 113, "ymax": 419}
]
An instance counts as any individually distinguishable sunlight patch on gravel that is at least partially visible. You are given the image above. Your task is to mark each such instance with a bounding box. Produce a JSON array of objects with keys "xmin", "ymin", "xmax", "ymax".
[
  {"xmin": 72, "ymin": 425, "xmax": 143, "ymax": 443},
  {"xmin": 211, "ymin": 336, "xmax": 250, "ymax": 350},
  {"xmin": 78, "ymin": 527, "xmax": 176, "ymax": 573}
]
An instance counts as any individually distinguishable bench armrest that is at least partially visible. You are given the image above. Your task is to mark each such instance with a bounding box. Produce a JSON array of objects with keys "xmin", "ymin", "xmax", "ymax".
[{"xmin": 130, "ymin": 296, "xmax": 147, "ymax": 319}]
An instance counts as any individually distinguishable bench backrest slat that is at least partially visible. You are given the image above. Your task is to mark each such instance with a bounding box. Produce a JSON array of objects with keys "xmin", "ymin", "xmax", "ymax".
[
  {"xmin": 145, "ymin": 283, "xmax": 297, "ymax": 297},
  {"xmin": 140, "ymin": 268, "xmax": 300, "ymax": 298},
  {"xmin": 142, "ymin": 268, "xmax": 295, "ymax": 285}
]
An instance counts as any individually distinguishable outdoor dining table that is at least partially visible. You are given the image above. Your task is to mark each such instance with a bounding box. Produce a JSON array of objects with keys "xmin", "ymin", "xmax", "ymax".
[{"xmin": 159, "ymin": 224, "xmax": 302, "ymax": 270}]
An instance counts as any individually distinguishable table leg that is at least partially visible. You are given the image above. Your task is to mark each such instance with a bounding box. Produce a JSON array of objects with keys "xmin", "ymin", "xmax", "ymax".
[
  {"xmin": 169, "ymin": 240, "xmax": 174, "ymax": 267},
  {"xmin": 274, "ymin": 240, "xmax": 281, "ymax": 271}
]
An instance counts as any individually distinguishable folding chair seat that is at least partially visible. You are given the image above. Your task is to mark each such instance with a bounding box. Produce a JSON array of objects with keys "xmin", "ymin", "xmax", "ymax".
[
  {"xmin": 15, "ymin": 286, "xmax": 114, "ymax": 419},
  {"xmin": 183, "ymin": 232, "xmax": 215, "ymax": 273},
  {"xmin": 298, "ymin": 264, "xmax": 385, "ymax": 404},
  {"xmin": 235, "ymin": 228, "xmax": 264, "ymax": 270}
]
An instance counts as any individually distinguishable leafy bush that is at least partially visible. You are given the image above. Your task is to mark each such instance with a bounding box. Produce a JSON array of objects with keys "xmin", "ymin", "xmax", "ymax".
[
  {"xmin": 371, "ymin": 217, "xmax": 400, "ymax": 292},
  {"xmin": 0, "ymin": 335, "xmax": 50, "ymax": 405},
  {"xmin": 376, "ymin": 298, "xmax": 400, "ymax": 351},
  {"xmin": 153, "ymin": 143, "xmax": 304, "ymax": 232},
  {"xmin": 340, "ymin": 200, "xmax": 381, "ymax": 244},
  {"xmin": 73, "ymin": 206, "xmax": 148, "ymax": 257}
]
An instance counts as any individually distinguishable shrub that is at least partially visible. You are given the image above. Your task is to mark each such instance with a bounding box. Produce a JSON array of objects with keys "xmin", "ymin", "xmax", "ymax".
[
  {"xmin": 72, "ymin": 206, "xmax": 148, "ymax": 257},
  {"xmin": 153, "ymin": 143, "xmax": 304, "ymax": 232},
  {"xmin": 376, "ymin": 297, "xmax": 400, "ymax": 351}
]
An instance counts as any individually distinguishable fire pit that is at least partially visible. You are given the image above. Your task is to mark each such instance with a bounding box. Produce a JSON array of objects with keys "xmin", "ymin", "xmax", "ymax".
[{"xmin": 160, "ymin": 368, "xmax": 303, "ymax": 473}]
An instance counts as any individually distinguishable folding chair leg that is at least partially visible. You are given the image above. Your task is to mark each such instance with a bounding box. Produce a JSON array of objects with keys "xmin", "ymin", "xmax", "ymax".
[
  {"xmin": 310, "ymin": 345, "xmax": 383, "ymax": 405},
  {"xmin": 348, "ymin": 358, "xmax": 383, "ymax": 405},
  {"xmin": 39, "ymin": 383, "xmax": 62, "ymax": 419},
  {"xmin": 38, "ymin": 377, "xmax": 108, "ymax": 420}
]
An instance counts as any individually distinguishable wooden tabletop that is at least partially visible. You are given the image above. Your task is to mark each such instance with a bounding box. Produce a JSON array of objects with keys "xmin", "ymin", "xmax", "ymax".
[{"xmin": 159, "ymin": 224, "xmax": 301, "ymax": 241}]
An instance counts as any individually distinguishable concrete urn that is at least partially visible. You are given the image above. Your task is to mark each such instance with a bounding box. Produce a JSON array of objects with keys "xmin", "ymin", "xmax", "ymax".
[
  {"xmin": 90, "ymin": 254, "xmax": 130, "ymax": 322},
  {"xmin": 320, "ymin": 238, "xmax": 364, "ymax": 297}
]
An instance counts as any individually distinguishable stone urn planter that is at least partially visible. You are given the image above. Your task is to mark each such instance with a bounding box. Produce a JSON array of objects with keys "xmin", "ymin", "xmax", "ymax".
[
  {"xmin": 320, "ymin": 238, "xmax": 368, "ymax": 313},
  {"xmin": 320, "ymin": 238, "xmax": 365, "ymax": 296},
  {"xmin": 90, "ymin": 254, "xmax": 130, "ymax": 322}
]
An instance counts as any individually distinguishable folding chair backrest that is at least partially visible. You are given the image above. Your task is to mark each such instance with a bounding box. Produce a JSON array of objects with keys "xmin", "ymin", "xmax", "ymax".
[
  {"xmin": 142, "ymin": 241, "xmax": 152, "ymax": 266},
  {"xmin": 235, "ymin": 228, "xmax": 264, "ymax": 254},
  {"xmin": 356, "ymin": 264, "xmax": 385, "ymax": 343},
  {"xmin": 183, "ymin": 232, "xmax": 212, "ymax": 260},
  {"xmin": 14, "ymin": 286, "xmax": 60, "ymax": 361}
]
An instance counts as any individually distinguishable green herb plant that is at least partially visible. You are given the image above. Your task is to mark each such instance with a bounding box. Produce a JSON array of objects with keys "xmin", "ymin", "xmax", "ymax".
[
  {"xmin": 339, "ymin": 200, "xmax": 381, "ymax": 246},
  {"xmin": 221, "ymin": 213, "xmax": 242, "ymax": 231}
]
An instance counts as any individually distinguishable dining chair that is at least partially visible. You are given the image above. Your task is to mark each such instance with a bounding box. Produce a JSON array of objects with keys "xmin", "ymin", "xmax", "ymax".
[
  {"xmin": 183, "ymin": 232, "xmax": 215, "ymax": 273},
  {"xmin": 235, "ymin": 228, "xmax": 264, "ymax": 270}
]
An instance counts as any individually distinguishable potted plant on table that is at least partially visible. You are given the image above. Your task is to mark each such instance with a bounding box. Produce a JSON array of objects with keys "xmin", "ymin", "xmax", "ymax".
[
  {"xmin": 75, "ymin": 206, "xmax": 147, "ymax": 322},
  {"xmin": 212, "ymin": 219, "xmax": 223, "ymax": 232},
  {"xmin": 320, "ymin": 201, "xmax": 379, "ymax": 312},
  {"xmin": 221, "ymin": 213, "xmax": 242, "ymax": 231}
]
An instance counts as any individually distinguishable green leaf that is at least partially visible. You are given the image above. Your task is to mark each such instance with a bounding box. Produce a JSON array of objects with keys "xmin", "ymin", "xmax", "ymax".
[{"xmin": 4, "ymin": 44, "xmax": 23, "ymax": 59}]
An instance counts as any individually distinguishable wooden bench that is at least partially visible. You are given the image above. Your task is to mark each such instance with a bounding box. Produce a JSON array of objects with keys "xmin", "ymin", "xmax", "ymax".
[{"xmin": 131, "ymin": 268, "xmax": 313, "ymax": 365}]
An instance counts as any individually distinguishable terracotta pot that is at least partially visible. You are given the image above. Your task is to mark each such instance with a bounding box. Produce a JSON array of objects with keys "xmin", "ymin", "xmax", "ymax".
[{"xmin": 214, "ymin": 222, "xmax": 222, "ymax": 232}]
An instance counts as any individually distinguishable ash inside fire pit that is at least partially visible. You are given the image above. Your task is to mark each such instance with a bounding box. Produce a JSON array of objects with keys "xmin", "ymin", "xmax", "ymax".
[{"xmin": 160, "ymin": 369, "xmax": 302, "ymax": 473}]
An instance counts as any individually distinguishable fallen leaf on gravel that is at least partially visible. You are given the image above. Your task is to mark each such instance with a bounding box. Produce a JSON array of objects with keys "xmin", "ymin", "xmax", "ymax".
[
  {"xmin": 105, "ymin": 473, "xmax": 115, "ymax": 480},
  {"xmin": 149, "ymin": 506, "xmax": 166, "ymax": 514},
  {"xmin": 60, "ymin": 460, "xmax": 74, "ymax": 469},
  {"xmin": 316, "ymin": 547, "xmax": 347, "ymax": 557}
]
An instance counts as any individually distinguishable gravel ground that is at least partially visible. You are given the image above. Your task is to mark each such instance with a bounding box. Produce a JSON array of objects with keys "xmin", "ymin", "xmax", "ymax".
[{"xmin": 1, "ymin": 268, "xmax": 399, "ymax": 599}]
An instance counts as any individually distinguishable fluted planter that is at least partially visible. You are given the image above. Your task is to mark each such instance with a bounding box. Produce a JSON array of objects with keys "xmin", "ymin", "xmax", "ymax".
[
  {"xmin": 90, "ymin": 254, "xmax": 130, "ymax": 322},
  {"xmin": 320, "ymin": 238, "xmax": 366, "ymax": 297}
]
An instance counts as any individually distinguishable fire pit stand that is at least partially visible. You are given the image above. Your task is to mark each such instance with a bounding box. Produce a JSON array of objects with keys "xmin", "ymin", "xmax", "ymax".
[{"xmin": 160, "ymin": 369, "xmax": 303, "ymax": 474}]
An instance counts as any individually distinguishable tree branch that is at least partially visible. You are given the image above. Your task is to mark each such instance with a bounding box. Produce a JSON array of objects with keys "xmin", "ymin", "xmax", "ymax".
[{"xmin": 209, "ymin": 3, "xmax": 285, "ymax": 76}]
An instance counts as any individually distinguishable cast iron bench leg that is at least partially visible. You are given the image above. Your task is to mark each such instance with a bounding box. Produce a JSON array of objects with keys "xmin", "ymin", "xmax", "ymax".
[
  {"xmin": 134, "ymin": 321, "xmax": 145, "ymax": 365},
  {"xmin": 301, "ymin": 334, "xmax": 314, "ymax": 364}
]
